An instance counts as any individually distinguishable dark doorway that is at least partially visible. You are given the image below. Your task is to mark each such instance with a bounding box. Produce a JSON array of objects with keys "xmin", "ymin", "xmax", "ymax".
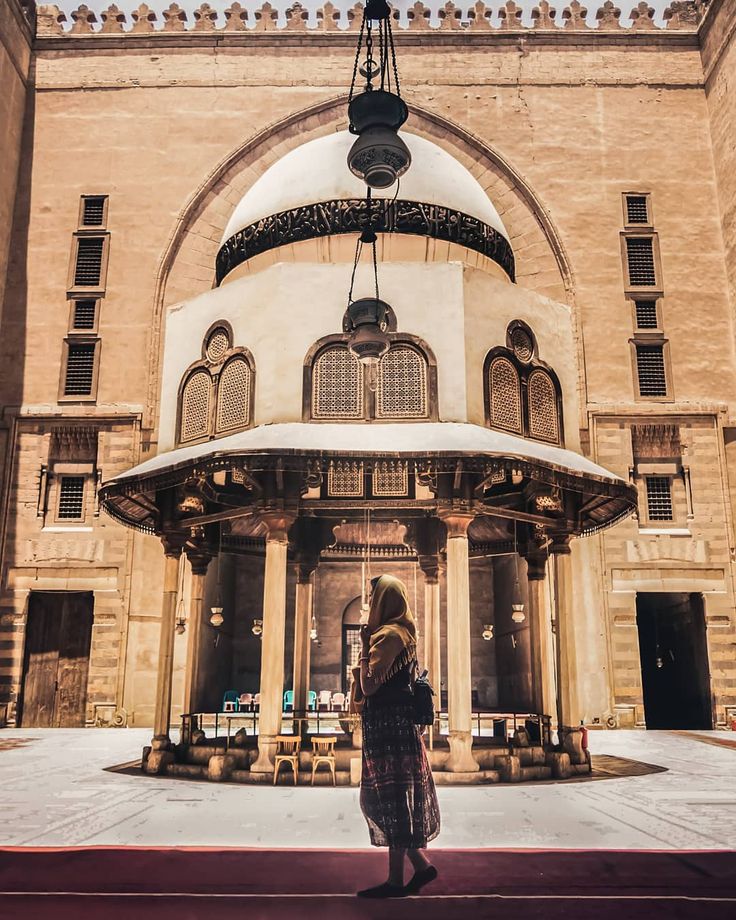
[
  {"xmin": 636, "ymin": 592, "xmax": 712, "ymax": 730},
  {"xmin": 19, "ymin": 592, "xmax": 94, "ymax": 727}
]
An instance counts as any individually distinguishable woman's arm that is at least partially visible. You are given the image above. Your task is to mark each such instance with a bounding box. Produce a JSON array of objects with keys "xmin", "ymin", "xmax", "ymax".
[{"xmin": 358, "ymin": 625, "xmax": 383, "ymax": 697}]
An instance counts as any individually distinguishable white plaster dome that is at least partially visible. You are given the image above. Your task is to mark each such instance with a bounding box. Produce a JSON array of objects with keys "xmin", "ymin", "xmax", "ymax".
[{"xmin": 221, "ymin": 131, "xmax": 510, "ymax": 244}]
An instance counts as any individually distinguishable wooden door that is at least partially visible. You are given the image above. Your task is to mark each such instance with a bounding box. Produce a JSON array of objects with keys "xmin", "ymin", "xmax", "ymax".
[{"xmin": 21, "ymin": 592, "xmax": 94, "ymax": 727}]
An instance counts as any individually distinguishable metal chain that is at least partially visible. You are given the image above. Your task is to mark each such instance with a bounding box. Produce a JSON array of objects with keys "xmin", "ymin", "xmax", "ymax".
[
  {"xmin": 347, "ymin": 235, "xmax": 363, "ymax": 306},
  {"xmin": 348, "ymin": 13, "xmax": 366, "ymax": 104},
  {"xmin": 387, "ymin": 12, "xmax": 401, "ymax": 98}
]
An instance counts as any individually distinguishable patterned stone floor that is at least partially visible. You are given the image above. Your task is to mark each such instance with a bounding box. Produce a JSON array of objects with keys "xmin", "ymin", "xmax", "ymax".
[{"xmin": 0, "ymin": 728, "xmax": 734, "ymax": 848}]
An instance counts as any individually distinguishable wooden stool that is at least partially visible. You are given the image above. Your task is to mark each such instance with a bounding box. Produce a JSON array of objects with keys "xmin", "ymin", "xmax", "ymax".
[
  {"xmin": 311, "ymin": 736, "xmax": 337, "ymax": 786},
  {"xmin": 273, "ymin": 735, "xmax": 301, "ymax": 785}
]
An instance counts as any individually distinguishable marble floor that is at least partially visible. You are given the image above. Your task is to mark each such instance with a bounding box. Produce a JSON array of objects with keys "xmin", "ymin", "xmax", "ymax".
[{"xmin": 0, "ymin": 728, "xmax": 735, "ymax": 849}]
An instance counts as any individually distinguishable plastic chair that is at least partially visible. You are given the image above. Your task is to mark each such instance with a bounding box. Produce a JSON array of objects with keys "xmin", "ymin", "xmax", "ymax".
[
  {"xmin": 307, "ymin": 691, "xmax": 317, "ymax": 711},
  {"xmin": 331, "ymin": 692, "xmax": 346, "ymax": 711},
  {"xmin": 311, "ymin": 736, "xmax": 337, "ymax": 785},
  {"xmin": 274, "ymin": 735, "xmax": 301, "ymax": 785},
  {"xmin": 317, "ymin": 690, "xmax": 332, "ymax": 711},
  {"xmin": 253, "ymin": 693, "xmax": 261, "ymax": 711},
  {"xmin": 283, "ymin": 690, "xmax": 294, "ymax": 712},
  {"xmin": 239, "ymin": 693, "xmax": 253, "ymax": 711},
  {"xmin": 222, "ymin": 690, "xmax": 239, "ymax": 713}
]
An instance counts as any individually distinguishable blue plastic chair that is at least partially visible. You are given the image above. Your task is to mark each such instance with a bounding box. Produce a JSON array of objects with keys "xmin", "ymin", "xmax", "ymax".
[
  {"xmin": 307, "ymin": 690, "xmax": 317, "ymax": 711},
  {"xmin": 283, "ymin": 690, "xmax": 294, "ymax": 712},
  {"xmin": 222, "ymin": 690, "xmax": 239, "ymax": 713}
]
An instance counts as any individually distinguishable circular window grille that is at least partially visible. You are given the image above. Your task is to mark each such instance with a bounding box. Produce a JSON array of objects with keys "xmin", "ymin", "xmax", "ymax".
[
  {"xmin": 205, "ymin": 327, "xmax": 230, "ymax": 363},
  {"xmin": 510, "ymin": 327, "xmax": 534, "ymax": 363}
]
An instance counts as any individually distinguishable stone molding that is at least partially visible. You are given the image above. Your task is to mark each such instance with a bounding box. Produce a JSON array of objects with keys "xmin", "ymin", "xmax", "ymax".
[{"xmin": 36, "ymin": 2, "xmax": 704, "ymax": 39}]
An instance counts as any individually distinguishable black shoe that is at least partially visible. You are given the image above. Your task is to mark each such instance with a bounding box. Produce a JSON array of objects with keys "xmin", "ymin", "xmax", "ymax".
[
  {"xmin": 356, "ymin": 882, "xmax": 407, "ymax": 899},
  {"xmin": 405, "ymin": 865, "xmax": 438, "ymax": 894}
]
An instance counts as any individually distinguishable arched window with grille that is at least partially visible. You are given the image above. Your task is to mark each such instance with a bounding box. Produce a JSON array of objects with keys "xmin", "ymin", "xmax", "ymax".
[
  {"xmin": 488, "ymin": 356, "xmax": 522, "ymax": 434},
  {"xmin": 216, "ymin": 355, "xmax": 252, "ymax": 434},
  {"xmin": 177, "ymin": 324, "xmax": 255, "ymax": 445},
  {"xmin": 307, "ymin": 335, "xmax": 437, "ymax": 422},
  {"xmin": 180, "ymin": 370, "xmax": 213, "ymax": 443},
  {"xmin": 311, "ymin": 345, "xmax": 364, "ymax": 419},
  {"xmin": 484, "ymin": 325, "xmax": 563, "ymax": 445},
  {"xmin": 377, "ymin": 345, "xmax": 429, "ymax": 419},
  {"xmin": 527, "ymin": 369, "xmax": 560, "ymax": 443}
]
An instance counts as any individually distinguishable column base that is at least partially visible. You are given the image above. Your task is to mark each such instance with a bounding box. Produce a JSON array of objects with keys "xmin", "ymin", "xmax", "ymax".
[
  {"xmin": 144, "ymin": 735, "xmax": 174, "ymax": 775},
  {"xmin": 446, "ymin": 730, "xmax": 479, "ymax": 772},
  {"xmin": 251, "ymin": 734, "xmax": 277, "ymax": 774}
]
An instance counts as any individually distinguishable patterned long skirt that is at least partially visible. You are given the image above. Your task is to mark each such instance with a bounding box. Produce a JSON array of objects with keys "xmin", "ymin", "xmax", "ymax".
[{"xmin": 360, "ymin": 700, "xmax": 441, "ymax": 849}]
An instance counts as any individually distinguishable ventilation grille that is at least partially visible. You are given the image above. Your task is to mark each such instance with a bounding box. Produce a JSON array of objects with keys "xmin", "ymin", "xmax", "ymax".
[
  {"xmin": 527, "ymin": 370, "xmax": 559, "ymax": 443},
  {"xmin": 71, "ymin": 299, "xmax": 97, "ymax": 330},
  {"xmin": 646, "ymin": 476, "xmax": 673, "ymax": 521},
  {"xmin": 181, "ymin": 370, "xmax": 212, "ymax": 441},
  {"xmin": 58, "ymin": 476, "xmax": 85, "ymax": 519},
  {"xmin": 634, "ymin": 300, "xmax": 658, "ymax": 329},
  {"xmin": 81, "ymin": 196, "xmax": 106, "ymax": 227},
  {"xmin": 626, "ymin": 237, "xmax": 656, "ymax": 286},
  {"xmin": 216, "ymin": 357, "xmax": 251, "ymax": 433},
  {"xmin": 64, "ymin": 343, "xmax": 96, "ymax": 396},
  {"xmin": 636, "ymin": 345, "xmax": 667, "ymax": 397},
  {"xmin": 373, "ymin": 461, "xmax": 409, "ymax": 497},
  {"xmin": 377, "ymin": 346, "xmax": 428, "ymax": 419},
  {"xmin": 626, "ymin": 195, "xmax": 649, "ymax": 225},
  {"xmin": 327, "ymin": 461, "xmax": 364, "ymax": 497},
  {"xmin": 206, "ymin": 327, "xmax": 230, "ymax": 363},
  {"xmin": 313, "ymin": 347, "xmax": 363, "ymax": 419},
  {"xmin": 489, "ymin": 357, "xmax": 522, "ymax": 433},
  {"xmin": 74, "ymin": 237, "xmax": 105, "ymax": 286}
]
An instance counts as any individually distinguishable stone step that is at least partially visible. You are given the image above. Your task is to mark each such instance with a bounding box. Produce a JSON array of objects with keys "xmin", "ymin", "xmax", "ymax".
[{"xmin": 432, "ymin": 769, "xmax": 500, "ymax": 785}]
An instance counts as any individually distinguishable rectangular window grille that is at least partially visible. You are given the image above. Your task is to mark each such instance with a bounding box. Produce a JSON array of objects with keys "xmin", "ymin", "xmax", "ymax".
[
  {"xmin": 626, "ymin": 195, "xmax": 649, "ymax": 225},
  {"xmin": 327, "ymin": 461, "xmax": 364, "ymax": 497},
  {"xmin": 81, "ymin": 196, "xmax": 106, "ymax": 227},
  {"xmin": 646, "ymin": 476, "xmax": 673, "ymax": 521},
  {"xmin": 634, "ymin": 299, "xmax": 658, "ymax": 329},
  {"xmin": 626, "ymin": 237, "xmax": 657, "ymax": 286},
  {"xmin": 372, "ymin": 461, "xmax": 409, "ymax": 497},
  {"xmin": 73, "ymin": 237, "xmax": 105, "ymax": 286},
  {"xmin": 64, "ymin": 342, "xmax": 96, "ymax": 396},
  {"xmin": 71, "ymin": 299, "xmax": 97, "ymax": 330},
  {"xmin": 636, "ymin": 344, "xmax": 667, "ymax": 397},
  {"xmin": 58, "ymin": 476, "xmax": 85, "ymax": 520},
  {"xmin": 343, "ymin": 626, "xmax": 362, "ymax": 693}
]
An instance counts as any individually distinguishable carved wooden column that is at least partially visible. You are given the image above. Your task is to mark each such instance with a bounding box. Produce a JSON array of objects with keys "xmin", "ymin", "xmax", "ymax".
[
  {"xmin": 525, "ymin": 551, "xmax": 555, "ymax": 721},
  {"xmin": 550, "ymin": 535, "xmax": 579, "ymax": 729},
  {"xmin": 182, "ymin": 552, "xmax": 211, "ymax": 717},
  {"xmin": 438, "ymin": 511, "xmax": 479, "ymax": 772},
  {"xmin": 418, "ymin": 556, "xmax": 442, "ymax": 691},
  {"xmin": 252, "ymin": 512, "xmax": 295, "ymax": 774},
  {"xmin": 146, "ymin": 537, "xmax": 183, "ymax": 774},
  {"xmin": 292, "ymin": 558, "xmax": 317, "ymax": 734}
]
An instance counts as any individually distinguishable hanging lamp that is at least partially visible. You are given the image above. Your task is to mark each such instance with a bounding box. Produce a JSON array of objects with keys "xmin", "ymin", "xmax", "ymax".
[
  {"xmin": 347, "ymin": 0, "xmax": 410, "ymax": 189},
  {"xmin": 511, "ymin": 521, "xmax": 526, "ymax": 624},
  {"xmin": 210, "ymin": 527, "xmax": 224, "ymax": 628}
]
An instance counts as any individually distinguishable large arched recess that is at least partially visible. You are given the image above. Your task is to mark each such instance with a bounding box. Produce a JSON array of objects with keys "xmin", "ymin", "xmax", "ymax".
[{"xmin": 146, "ymin": 95, "xmax": 584, "ymax": 433}]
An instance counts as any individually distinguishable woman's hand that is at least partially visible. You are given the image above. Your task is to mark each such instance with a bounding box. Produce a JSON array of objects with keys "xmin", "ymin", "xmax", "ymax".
[{"xmin": 359, "ymin": 624, "xmax": 371, "ymax": 650}]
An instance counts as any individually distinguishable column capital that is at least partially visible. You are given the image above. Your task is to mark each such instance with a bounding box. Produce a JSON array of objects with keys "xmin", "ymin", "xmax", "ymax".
[
  {"xmin": 187, "ymin": 552, "xmax": 212, "ymax": 577},
  {"xmin": 160, "ymin": 534, "xmax": 186, "ymax": 558},
  {"xmin": 525, "ymin": 552, "xmax": 547, "ymax": 581},
  {"xmin": 259, "ymin": 510, "xmax": 297, "ymax": 544},
  {"xmin": 418, "ymin": 555, "xmax": 441, "ymax": 583},
  {"xmin": 549, "ymin": 534, "xmax": 572, "ymax": 556},
  {"xmin": 296, "ymin": 557, "xmax": 318, "ymax": 583},
  {"xmin": 437, "ymin": 508, "xmax": 474, "ymax": 539}
]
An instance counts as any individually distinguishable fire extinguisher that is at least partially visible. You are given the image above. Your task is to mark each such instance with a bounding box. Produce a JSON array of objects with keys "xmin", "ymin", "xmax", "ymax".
[{"xmin": 580, "ymin": 720, "xmax": 589, "ymax": 751}]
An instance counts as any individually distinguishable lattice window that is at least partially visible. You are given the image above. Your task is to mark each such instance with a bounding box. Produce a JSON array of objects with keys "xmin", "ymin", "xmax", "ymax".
[
  {"xmin": 216, "ymin": 357, "xmax": 251, "ymax": 433},
  {"xmin": 181, "ymin": 370, "xmax": 212, "ymax": 441},
  {"xmin": 376, "ymin": 346, "xmax": 428, "ymax": 419},
  {"xmin": 528, "ymin": 370, "xmax": 559, "ymax": 443},
  {"xmin": 343, "ymin": 625, "xmax": 362, "ymax": 693},
  {"xmin": 73, "ymin": 237, "xmax": 105, "ymax": 286},
  {"xmin": 636, "ymin": 345, "xmax": 667, "ymax": 397},
  {"xmin": 81, "ymin": 196, "xmax": 106, "ymax": 227},
  {"xmin": 646, "ymin": 476, "xmax": 673, "ymax": 521},
  {"xmin": 626, "ymin": 237, "xmax": 656, "ymax": 286},
  {"xmin": 206, "ymin": 327, "xmax": 231, "ymax": 364},
  {"xmin": 312, "ymin": 347, "xmax": 364, "ymax": 419},
  {"xmin": 373, "ymin": 461, "xmax": 409, "ymax": 497},
  {"xmin": 327, "ymin": 461, "xmax": 364, "ymax": 497},
  {"xmin": 64, "ymin": 342, "xmax": 96, "ymax": 396},
  {"xmin": 634, "ymin": 300, "xmax": 658, "ymax": 329},
  {"xmin": 488, "ymin": 357, "xmax": 522, "ymax": 434},
  {"xmin": 58, "ymin": 476, "xmax": 85, "ymax": 520},
  {"xmin": 71, "ymin": 299, "xmax": 97, "ymax": 330},
  {"xmin": 626, "ymin": 195, "xmax": 649, "ymax": 225}
]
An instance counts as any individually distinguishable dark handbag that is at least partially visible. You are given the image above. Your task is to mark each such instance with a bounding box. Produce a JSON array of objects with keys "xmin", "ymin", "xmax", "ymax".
[{"xmin": 412, "ymin": 666, "xmax": 436, "ymax": 726}]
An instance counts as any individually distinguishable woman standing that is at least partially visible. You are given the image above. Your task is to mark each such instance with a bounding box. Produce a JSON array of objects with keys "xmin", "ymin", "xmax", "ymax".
[{"xmin": 356, "ymin": 574, "xmax": 441, "ymax": 898}]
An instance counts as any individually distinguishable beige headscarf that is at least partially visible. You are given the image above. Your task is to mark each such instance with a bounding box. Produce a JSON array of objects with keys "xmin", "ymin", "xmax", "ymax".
[{"xmin": 366, "ymin": 574, "xmax": 417, "ymax": 685}]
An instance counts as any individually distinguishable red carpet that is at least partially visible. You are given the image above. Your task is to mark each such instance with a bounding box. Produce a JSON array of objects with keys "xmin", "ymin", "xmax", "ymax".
[{"xmin": 0, "ymin": 847, "xmax": 734, "ymax": 919}]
